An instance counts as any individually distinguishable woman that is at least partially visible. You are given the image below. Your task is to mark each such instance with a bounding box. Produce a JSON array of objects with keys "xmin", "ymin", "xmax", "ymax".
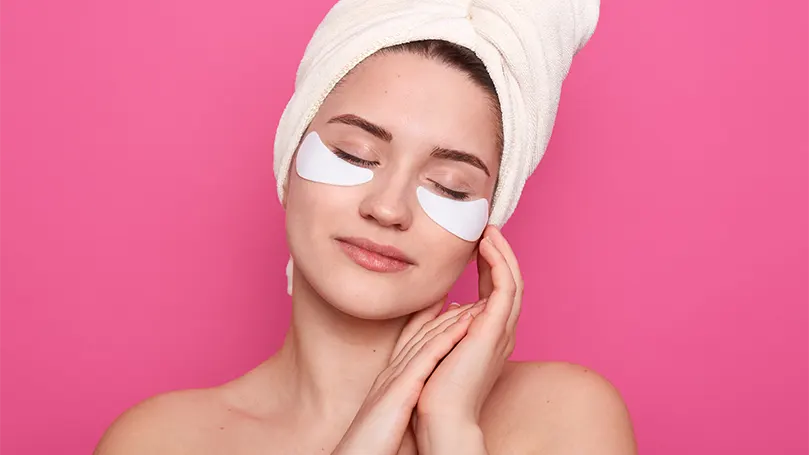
[{"xmin": 96, "ymin": 0, "xmax": 636, "ymax": 453}]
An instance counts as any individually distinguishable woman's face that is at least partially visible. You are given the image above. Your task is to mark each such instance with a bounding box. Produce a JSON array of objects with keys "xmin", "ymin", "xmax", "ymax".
[{"xmin": 285, "ymin": 51, "xmax": 501, "ymax": 319}]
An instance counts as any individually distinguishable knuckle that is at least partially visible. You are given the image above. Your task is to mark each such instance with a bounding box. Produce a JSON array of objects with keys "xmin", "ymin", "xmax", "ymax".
[
  {"xmin": 422, "ymin": 319, "xmax": 439, "ymax": 331},
  {"xmin": 420, "ymin": 320, "xmax": 445, "ymax": 338},
  {"xmin": 425, "ymin": 324, "xmax": 444, "ymax": 338},
  {"xmin": 411, "ymin": 328, "xmax": 430, "ymax": 344}
]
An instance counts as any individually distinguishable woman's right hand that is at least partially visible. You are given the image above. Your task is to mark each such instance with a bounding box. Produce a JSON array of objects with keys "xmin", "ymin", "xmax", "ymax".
[{"xmin": 331, "ymin": 298, "xmax": 486, "ymax": 455}]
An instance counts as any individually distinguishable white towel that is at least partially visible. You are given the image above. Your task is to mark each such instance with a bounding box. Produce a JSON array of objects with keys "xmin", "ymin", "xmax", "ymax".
[{"xmin": 274, "ymin": 0, "xmax": 600, "ymax": 295}]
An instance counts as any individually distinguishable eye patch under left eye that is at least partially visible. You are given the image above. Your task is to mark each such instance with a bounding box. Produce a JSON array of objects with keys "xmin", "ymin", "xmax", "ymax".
[
  {"xmin": 416, "ymin": 186, "xmax": 489, "ymax": 242},
  {"xmin": 295, "ymin": 132, "xmax": 373, "ymax": 186}
]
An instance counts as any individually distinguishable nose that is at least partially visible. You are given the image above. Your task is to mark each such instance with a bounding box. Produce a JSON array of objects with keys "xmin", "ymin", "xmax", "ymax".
[{"xmin": 358, "ymin": 176, "xmax": 413, "ymax": 231}]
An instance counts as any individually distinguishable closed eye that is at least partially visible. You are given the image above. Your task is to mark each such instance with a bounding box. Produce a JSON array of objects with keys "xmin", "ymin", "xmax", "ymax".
[
  {"xmin": 428, "ymin": 179, "xmax": 471, "ymax": 201},
  {"xmin": 333, "ymin": 149, "xmax": 380, "ymax": 168}
]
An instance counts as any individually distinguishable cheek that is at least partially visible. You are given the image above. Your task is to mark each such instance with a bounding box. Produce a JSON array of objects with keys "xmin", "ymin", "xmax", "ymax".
[
  {"xmin": 425, "ymin": 242, "xmax": 475, "ymax": 296},
  {"xmin": 413, "ymin": 220, "xmax": 477, "ymax": 282},
  {"xmin": 285, "ymin": 172, "xmax": 362, "ymax": 240}
]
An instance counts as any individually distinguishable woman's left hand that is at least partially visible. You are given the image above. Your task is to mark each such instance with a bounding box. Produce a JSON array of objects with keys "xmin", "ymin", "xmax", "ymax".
[{"xmin": 414, "ymin": 226, "xmax": 523, "ymax": 453}]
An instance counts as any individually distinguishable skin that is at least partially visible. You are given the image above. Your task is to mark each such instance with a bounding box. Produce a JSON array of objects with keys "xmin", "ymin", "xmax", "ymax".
[{"xmin": 94, "ymin": 51, "xmax": 637, "ymax": 455}]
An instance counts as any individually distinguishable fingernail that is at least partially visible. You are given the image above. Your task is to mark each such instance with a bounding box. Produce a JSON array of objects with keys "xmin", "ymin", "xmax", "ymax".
[
  {"xmin": 449, "ymin": 302, "xmax": 460, "ymax": 308},
  {"xmin": 461, "ymin": 312, "xmax": 472, "ymax": 320},
  {"xmin": 485, "ymin": 236, "xmax": 494, "ymax": 245}
]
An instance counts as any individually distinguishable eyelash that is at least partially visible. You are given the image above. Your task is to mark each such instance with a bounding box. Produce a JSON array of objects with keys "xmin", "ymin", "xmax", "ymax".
[
  {"xmin": 334, "ymin": 149, "xmax": 379, "ymax": 168},
  {"xmin": 334, "ymin": 149, "xmax": 471, "ymax": 201},
  {"xmin": 428, "ymin": 179, "xmax": 471, "ymax": 201}
]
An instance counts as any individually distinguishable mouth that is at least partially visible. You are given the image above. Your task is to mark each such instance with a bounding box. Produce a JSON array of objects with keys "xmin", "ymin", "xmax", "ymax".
[{"xmin": 335, "ymin": 237, "xmax": 415, "ymax": 273}]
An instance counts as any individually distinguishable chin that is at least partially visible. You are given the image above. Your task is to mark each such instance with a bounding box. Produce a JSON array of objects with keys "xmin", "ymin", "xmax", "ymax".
[
  {"xmin": 322, "ymin": 269, "xmax": 422, "ymax": 320},
  {"xmin": 298, "ymin": 253, "xmax": 423, "ymax": 320}
]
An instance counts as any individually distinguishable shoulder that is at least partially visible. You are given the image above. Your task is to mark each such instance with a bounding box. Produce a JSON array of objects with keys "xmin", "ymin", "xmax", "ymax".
[
  {"xmin": 482, "ymin": 361, "xmax": 637, "ymax": 455},
  {"xmin": 93, "ymin": 388, "xmax": 227, "ymax": 455}
]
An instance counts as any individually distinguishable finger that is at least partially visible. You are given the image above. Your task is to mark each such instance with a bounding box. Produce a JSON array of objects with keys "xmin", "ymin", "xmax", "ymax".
[
  {"xmin": 391, "ymin": 303, "xmax": 470, "ymax": 367},
  {"xmin": 395, "ymin": 312, "xmax": 475, "ymax": 387},
  {"xmin": 395, "ymin": 305, "xmax": 485, "ymax": 373},
  {"xmin": 389, "ymin": 305, "xmax": 477, "ymax": 376},
  {"xmin": 486, "ymin": 229, "xmax": 524, "ymax": 332},
  {"xmin": 392, "ymin": 296, "xmax": 445, "ymax": 359},
  {"xmin": 476, "ymin": 233, "xmax": 517, "ymax": 330},
  {"xmin": 392, "ymin": 297, "xmax": 487, "ymax": 366},
  {"xmin": 389, "ymin": 300, "xmax": 481, "ymax": 367},
  {"xmin": 381, "ymin": 311, "xmax": 474, "ymax": 392},
  {"xmin": 446, "ymin": 296, "xmax": 487, "ymax": 313},
  {"xmin": 477, "ymin": 240, "xmax": 494, "ymax": 300}
]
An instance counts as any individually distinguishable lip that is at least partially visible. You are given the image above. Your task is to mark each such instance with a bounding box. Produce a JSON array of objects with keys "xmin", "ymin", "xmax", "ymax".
[{"xmin": 336, "ymin": 237, "xmax": 415, "ymax": 273}]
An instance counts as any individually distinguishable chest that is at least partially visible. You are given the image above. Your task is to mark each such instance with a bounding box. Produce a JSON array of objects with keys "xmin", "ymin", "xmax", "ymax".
[
  {"xmin": 194, "ymin": 420, "xmax": 528, "ymax": 455},
  {"xmin": 191, "ymin": 415, "xmax": 351, "ymax": 455}
]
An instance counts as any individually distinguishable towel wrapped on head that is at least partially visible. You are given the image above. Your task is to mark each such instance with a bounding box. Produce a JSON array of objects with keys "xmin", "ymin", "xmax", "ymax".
[{"xmin": 274, "ymin": 0, "xmax": 600, "ymax": 295}]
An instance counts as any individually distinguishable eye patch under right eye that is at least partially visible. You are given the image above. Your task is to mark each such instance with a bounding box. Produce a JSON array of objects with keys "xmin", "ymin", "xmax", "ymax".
[{"xmin": 295, "ymin": 132, "xmax": 374, "ymax": 186}]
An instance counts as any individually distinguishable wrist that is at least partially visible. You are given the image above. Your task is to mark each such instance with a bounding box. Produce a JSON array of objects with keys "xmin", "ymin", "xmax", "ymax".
[{"xmin": 415, "ymin": 416, "xmax": 487, "ymax": 455}]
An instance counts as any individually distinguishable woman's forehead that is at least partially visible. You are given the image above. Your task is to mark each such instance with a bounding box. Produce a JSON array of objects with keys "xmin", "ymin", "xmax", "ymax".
[{"xmin": 315, "ymin": 52, "xmax": 501, "ymax": 161}]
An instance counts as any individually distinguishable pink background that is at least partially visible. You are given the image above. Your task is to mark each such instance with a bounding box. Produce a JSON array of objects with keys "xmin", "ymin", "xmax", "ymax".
[{"xmin": 2, "ymin": 0, "xmax": 807, "ymax": 453}]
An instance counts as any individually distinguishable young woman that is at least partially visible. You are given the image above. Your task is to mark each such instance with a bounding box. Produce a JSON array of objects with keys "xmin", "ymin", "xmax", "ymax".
[{"xmin": 96, "ymin": 1, "xmax": 636, "ymax": 454}]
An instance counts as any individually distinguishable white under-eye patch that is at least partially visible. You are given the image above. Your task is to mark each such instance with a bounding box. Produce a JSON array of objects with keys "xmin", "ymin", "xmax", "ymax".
[
  {"xmin": 416, "ymin": 186, "xmax": 489, "ymax": 242},
  {"xmin": 295, "ymin": 132, "xmax": 373, "ymax": 186}
]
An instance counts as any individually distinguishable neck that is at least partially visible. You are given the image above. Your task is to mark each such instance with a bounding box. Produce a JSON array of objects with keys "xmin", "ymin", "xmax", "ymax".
[{"xmin": 274, "ymin": 270, "xmax": 409, "ymax": 420}]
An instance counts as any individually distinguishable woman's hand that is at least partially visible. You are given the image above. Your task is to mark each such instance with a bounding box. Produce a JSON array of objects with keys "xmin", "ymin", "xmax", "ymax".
[
  {"xmin": 414, "ymin": 226, "xmax": 524, "ymax": 454},
  {"xmin": 331, "ymin": 298, "xmax": 486, "ymax": 455}
]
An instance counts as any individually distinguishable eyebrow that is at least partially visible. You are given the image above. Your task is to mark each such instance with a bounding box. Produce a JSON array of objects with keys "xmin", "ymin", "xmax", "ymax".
[
  {"xmin": 327, "ymin": 114, "xmax": 393, "ymax": 142},
  {"xmin": 327, "ymin": 113, "xmax": 490, "ymax": 176},
  {"xmin": 431, "ymin": 147, "xmax": 491, "ymax": 177}
]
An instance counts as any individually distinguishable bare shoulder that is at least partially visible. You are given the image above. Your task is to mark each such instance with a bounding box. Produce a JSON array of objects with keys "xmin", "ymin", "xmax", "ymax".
[
  {"xmin": 481, "ymin": 361, "xmax": 637, "ymax": 455},
  {"xmin": 93, "ymin": 387, "xmax": 230, "ymax": 455}
]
